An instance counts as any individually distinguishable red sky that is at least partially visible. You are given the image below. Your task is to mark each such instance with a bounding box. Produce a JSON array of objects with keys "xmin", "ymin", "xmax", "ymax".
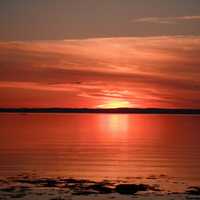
[
  {"xmin": 0, "ymin": 1, "xmax": 200, "ymax": 108},
  {"xmin": 0, "ymin": 36, "xmax": 200, "ymax": 108}
]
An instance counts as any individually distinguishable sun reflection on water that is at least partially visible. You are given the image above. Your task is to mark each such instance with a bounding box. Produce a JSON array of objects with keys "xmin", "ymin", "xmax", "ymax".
[{"xmin": 98, "ymin": 114, "xmax": 129, "ymax": 137}]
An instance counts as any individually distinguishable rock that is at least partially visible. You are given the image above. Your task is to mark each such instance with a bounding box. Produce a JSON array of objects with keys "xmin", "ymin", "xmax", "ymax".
[
  {"xmin": 115, "ymin": 184, "xmax": 148, "ymax": 195},
  {"xmin": 42, "ymin": 179, "xmax": 58, "ymax": 187},
  {"xmin": 88, "ymin": 183, "xmax": 113, "ymax": 194},
  {"xmin": 0, "ymin": 187, "xmax": 16, "ymax": 193},
  {"xmin": 186, "ymin": 186, "xmax": 200, "ymax": 195},
  {"xmin": 17, "ymin": 178, "xmax": 58, "ymax": 187}
]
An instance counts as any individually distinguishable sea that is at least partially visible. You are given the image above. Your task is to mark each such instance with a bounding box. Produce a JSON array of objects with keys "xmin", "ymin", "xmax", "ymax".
[{"xmin": 0, "ymin": 113, "xmax": 200, "ymax": 191}]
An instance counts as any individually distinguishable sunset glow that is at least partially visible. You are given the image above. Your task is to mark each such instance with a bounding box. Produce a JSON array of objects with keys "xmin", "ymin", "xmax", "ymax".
[
  {"xmin": 0, "ymin": 1, "xmax": 200, "ymax": 109},
  {"xmin": 98, "ymin": 100, "xmax": 132, "ymax": 108},
  {"xmin": 0, "ymin": 1, "xmax": 200, "ymax": 200},
  {"xmin": 0, "ymin": 36, "xmax": 200, "ymax": 108}
]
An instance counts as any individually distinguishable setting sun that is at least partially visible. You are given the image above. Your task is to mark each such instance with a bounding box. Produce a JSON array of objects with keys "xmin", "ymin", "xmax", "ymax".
[
  {"xmin": 98, "ymin": 100, "xmax": 132, "ymax": 108},
  {"xmin": 0, "ymin": 1, "xmax": 200, "ymax": 200}
]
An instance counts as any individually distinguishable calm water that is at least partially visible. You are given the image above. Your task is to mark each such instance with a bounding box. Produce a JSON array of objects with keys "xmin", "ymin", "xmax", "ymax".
[{"xmin": 0, "ymin": 114, "xmax": 200, "ymax": 185}]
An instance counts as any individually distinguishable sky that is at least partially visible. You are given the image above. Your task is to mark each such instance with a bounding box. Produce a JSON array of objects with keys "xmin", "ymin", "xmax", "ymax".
[{"xmin": 0, "ymin": 0, "xmax": 200, "ymax": 108}]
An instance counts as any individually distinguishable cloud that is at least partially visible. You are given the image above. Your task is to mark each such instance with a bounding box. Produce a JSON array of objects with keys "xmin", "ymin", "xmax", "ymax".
[
  {"xmin": 0, "ymin": 36, "xmax": 200, "ymax": 108},
  {"xmin": 133, "ymin": 15, "xmax": 200, "ymax": 24}
]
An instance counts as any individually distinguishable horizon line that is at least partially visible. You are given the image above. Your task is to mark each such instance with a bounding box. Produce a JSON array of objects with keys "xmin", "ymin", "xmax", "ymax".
[{"xmin": 0, "ymin": 107, "xmax": 200, "ymax": 115}]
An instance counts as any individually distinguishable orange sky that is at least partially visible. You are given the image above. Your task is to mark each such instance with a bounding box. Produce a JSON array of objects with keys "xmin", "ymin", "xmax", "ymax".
[{"xmin": 0, "ymin": 36, "xmax": 200, "ymax": 108}]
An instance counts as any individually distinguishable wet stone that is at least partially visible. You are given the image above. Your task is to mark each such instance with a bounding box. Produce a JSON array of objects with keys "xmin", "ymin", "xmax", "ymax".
[{"xmin": 115, "ymin": 184, "xmax": 148, "ymax": 195}]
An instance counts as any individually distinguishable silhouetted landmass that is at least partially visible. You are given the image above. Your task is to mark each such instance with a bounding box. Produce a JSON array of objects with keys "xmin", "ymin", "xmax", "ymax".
[{"xmin": 0, "ymin": 108, "xmax": 200, "ymax": 114}]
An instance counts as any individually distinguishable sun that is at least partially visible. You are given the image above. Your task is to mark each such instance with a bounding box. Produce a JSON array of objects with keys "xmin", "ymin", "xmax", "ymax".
[{"xmin": 98, "ymin": 100, "xmax": 132, "ymax": 108}]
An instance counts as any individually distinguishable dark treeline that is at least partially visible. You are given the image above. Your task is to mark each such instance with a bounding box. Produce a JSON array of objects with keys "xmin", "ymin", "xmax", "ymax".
[{"xmin": 0, "ymin": 108, "xmax": 200, "ymax": 114}]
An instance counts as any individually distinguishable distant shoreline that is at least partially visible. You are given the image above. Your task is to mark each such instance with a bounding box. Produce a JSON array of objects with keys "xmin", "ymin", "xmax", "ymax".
[{"xmin": 0, "ymin": 108, "xmax": 200, "ymax": 114}]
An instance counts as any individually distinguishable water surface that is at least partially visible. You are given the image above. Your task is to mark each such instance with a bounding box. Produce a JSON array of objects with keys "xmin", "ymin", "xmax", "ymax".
[{"xmin": 0, "ymin": 114, "xmax": 200, "ymax": 187}]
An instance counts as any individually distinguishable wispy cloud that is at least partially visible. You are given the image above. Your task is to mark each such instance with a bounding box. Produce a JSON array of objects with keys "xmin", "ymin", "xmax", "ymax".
[
  {"xmin": 133, "ymin": 15, "xmax": 200, "ymax": 24},
  {"xmin": 0, "ymin": 36, "xmax": 200, "ymax": 108}
]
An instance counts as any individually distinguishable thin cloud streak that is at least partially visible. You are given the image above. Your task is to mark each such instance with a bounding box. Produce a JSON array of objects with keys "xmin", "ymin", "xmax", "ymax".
[{"xmin": 133, "ymin": 15, "xmax": 200, "ymax": 24}]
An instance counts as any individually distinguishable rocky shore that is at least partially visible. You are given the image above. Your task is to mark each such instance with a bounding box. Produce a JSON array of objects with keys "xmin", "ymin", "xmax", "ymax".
[{"xmin": 0, "ymin": 175, "xmax": 200, "ymax": 200}]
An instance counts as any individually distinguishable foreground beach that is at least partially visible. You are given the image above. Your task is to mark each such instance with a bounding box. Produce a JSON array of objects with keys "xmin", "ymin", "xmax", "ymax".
[{"xmin": 1, "ymin": 174, "xmax": 200, "ymax": 200}]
